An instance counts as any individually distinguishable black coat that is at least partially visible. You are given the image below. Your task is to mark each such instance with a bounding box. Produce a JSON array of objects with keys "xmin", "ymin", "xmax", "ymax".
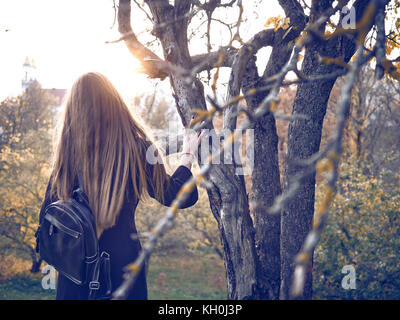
[{"xmin": 39, "ymin": 165, "xmax": 198, "ymax": 300}]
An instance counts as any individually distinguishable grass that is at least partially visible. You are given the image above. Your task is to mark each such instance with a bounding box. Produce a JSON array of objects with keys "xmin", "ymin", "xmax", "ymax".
[
  {"xmin": 0, "ymin": 252, "xmax": 226, "ymax": 300},
  {"xmin": 0, "ymin": 273, "xmax": 56, "ymax": 300},
  {"xmin": 147, "ymin": 253, "xmax": 226, "ymax": 300}
]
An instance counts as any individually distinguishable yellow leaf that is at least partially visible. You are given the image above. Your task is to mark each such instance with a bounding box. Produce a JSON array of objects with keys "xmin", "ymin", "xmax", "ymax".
[{"xmin": 264, "ymin": 16, "xmax": 290, "ymax": 32}]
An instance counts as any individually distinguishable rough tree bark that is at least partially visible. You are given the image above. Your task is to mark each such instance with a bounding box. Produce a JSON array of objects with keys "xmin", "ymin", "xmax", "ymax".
[{"xmin": 240, "ymin": 31, "xmax": 304, "ymax": 300}]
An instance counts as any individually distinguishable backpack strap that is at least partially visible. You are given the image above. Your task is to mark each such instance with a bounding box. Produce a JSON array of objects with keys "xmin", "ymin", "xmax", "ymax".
[
  {"xmin": 101, "ymin": 252, "xmax": 112, "ymax": 299},
  {"xmin": 88, "ymin": 251, "xmax": 112, "ymax": 300},
  {"xmin": 88, "ymin": 257, "xmax": 101, "ymax": 300},
  {"xmin": 73, "ymin": 171, "xmax": 90, "ymax": 208}
]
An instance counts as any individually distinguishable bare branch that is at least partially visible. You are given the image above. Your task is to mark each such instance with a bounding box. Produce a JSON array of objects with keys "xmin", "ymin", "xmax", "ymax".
[
  {"xmin": 191, "ymin": 47, "xmax": 237, "ymax": 71},
  {"xmin": 132, "ymin": 0, "xmax": 153, "ymax": 22},
  {"xmin": 374, "ymin": 6, "xmax": 386, "ymax": 79},
  {"xmin": 224, "ymin": 28, "xmax": 275, "ymax": 130},
  {"xmin": 118, "ymin": 0, "xmax": 169, "ymax": 79},
  {"xmin": 277, "ymin": 0, "xmax": 307, "ymax": 29}
]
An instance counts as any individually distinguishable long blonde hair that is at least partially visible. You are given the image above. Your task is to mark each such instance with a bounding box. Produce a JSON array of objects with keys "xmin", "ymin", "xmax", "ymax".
[{"xmin": 51, "ymin": 72, "xmax": 166, "ymax": 237}]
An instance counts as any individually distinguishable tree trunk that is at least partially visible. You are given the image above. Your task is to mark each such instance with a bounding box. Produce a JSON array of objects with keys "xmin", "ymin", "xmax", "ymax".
[
  {"xmin": 280, "ymin": 0, "xmax": 374, "ymax": 299},
  {"xmin": 205, "ymin": 167, "xmax": 259, "ymax": 299},
  {"xmin": 280, "ymin": 69, "xmax": 337, "ymax": 299},
  {"xmin": 241, "ymin": 26, "xmax": 301, "ymax": 299},
  {"xmin": 30, "ymin": 255, "xmax": 42, "ymax": 273}
]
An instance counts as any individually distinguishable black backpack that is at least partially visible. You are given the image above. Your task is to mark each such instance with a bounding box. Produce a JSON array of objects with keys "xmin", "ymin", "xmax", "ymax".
[{"xmin": 35, "ymin": 173, "xmax": 112, "ymax": 300}]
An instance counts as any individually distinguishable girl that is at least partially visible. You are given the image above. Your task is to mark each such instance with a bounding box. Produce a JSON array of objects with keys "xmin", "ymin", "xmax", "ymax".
[{"xmin": 39, "ymin": 72, "xmax": 199, "ymax": 299}]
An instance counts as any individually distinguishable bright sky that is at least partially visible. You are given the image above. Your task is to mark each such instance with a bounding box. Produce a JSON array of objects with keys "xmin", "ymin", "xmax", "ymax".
[
  {"xmin": 0, "ymin": 0, "xmax": 283, "ymax": 101},
  {"xmin": 0, "ymin": 0, "xmax": 145, "ymax": 100}
]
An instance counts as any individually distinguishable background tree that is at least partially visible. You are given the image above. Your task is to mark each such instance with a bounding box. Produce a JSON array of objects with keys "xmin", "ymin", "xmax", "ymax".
[
  {"xmin": 0, "ymin": 82, "xmax": 56, "ymax": 273},
  {"xmin": 272, "ymin": 64, "xmax": 400, "ymax": 299},
  {"xmin": 113, "ymin": 0, "xmax": 399, "ymax": 300}
]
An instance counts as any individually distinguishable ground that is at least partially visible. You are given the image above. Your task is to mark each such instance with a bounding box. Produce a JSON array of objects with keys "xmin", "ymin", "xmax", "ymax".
[{"xmin": 0, "ymin": 252, "xmax": 226, "ymax": 300}]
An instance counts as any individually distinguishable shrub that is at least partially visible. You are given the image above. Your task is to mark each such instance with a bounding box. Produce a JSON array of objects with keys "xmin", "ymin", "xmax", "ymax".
[{"xmin": 313, "ymin": 158, "xmax": 400, "ymax": 299}]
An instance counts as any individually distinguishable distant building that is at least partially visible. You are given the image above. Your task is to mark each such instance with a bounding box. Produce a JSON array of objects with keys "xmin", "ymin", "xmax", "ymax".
[
  {"xmin": 22, "ymin": 57, "xmax": 37, "ymax": 92},
  {"xmin": 21, "ymin": 56, "xmax": 67, "ymax": 107},
  {"xmin": 46, "ymin": 88, "xmax": 67, "ymax": 107}
]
